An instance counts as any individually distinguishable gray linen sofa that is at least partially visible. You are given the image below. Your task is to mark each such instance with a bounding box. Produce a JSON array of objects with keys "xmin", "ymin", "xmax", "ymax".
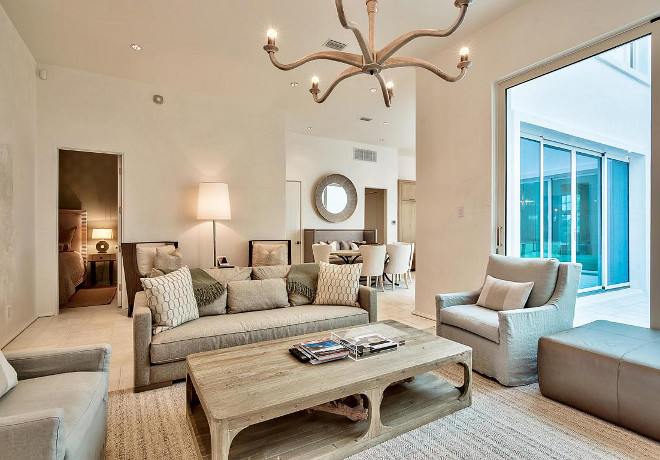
[
  {"xmin": 133, "ymin": 275, "xmax": 377, "ymax": 391},
  {"xmin": 0, "ymin": 344, "xmax": 111, "ymax": 460},
  {"xmin": 539, "ymin": 320, "xmax": 660, "ymax": 441},
  {"xmin": 436, "ymin": 255, "xmax": 581, "ymax": 386}
]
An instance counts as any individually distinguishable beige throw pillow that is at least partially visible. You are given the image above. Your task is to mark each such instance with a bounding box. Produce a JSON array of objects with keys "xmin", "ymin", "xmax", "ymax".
[
  {"xmin": 227, "ymin": 279, "xmax": 289, "ymax": 313},
  {"xmin": 154, "ymin": 246, "xmax": 183, "ymax": 271},
  {"xmin": 476, "ymin": 275, "xmax": 534, "ymax": 311},
  {"xmin": 252, "ymin": 265, "xmax": 291, "ymax": 280},
  {"xmin": 197, "ymin": 267, "xmax": 253, "ymax": 316},
  {"xmin": 141, "ymin": 266, "xmax": 199, "ymax": 334},
  {"xmin": 252, "ymin": 243, "xmax": 288, "ymax": 266},
  {"xmin": 314, "ymin": 262, "xmax": 362, "ymax": 307}
]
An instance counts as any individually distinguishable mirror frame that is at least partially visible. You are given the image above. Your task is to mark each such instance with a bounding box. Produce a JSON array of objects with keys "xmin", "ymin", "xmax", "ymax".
[{"xmin": 315, "ymin": 174, "xmax": 357, "ymax": 222}]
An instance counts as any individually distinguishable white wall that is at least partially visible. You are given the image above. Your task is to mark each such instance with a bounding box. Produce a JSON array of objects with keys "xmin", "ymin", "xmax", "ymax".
[
  {"xmin": 398, "ymin": 155, "xmax": 416, "ymax": 181},
  {"xmin": 286, "ymin": 133, "xmax": 399, "ymax": 244},
  {"xmin": 415, "ymin": 0, "xmax": 660, "ymax": 318},
  {"xmin": 36, "ymin": 65, "xmax": 286, "ymax": 316},
  {"xmin": 0, "ymin": 4, "xmax": 37, "ymax": 345}
]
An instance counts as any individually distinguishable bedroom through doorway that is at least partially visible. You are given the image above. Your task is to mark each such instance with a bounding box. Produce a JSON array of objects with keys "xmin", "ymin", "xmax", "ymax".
[{"xmin": 58, "ymin": 149, "xmax": 123, "ymax": 311}]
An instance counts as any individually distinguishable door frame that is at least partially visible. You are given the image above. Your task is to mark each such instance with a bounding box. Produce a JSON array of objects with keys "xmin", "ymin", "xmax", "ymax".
[
  {"xmin": 56, "ymin": 147, "xmax": 125, "ymax": 312},
  {"xmin": 285, "ymin": 180, "xmax": 303, "ymax": 264}
]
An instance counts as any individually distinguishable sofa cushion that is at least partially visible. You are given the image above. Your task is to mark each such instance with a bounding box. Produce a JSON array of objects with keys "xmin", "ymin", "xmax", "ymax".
[
  {"xmin": 477, "ymin": 275, "xmax": 534, "ymax": 311},
  {"xmin": 486, "ymin": 255, "xmax": 559, "ymax": 307},
  {"xmin": 0, "ymin": 371, "xmax": 107, "ymax": 459},
  {"xmin": 440, "ymin": 304, "xmax": 500, "ymax": 343},
  {"xmin": 251, "ymin": 265, "xmax": 291, "ymax": 280},
  {"xmin": 227, "ymin": 279, "xmax": 289, "ymax": 313},
  {"xmin": 197, "ymin": 267, "xmax": 252, "ymax": 316},
  {"xmin": 150, "ymin": 305, "xmax": 368, "ymax": 364}
]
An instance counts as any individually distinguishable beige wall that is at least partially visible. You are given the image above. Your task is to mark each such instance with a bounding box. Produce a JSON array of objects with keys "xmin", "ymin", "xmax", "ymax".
[
  {"xmin": 0, "ymin": 4, "xmax": 37, "ymax": 345},
  {"xmin": 36, "ymin": 65, "xmax": 286, "ymax": 316},
  {"xmin": 415, "ymin": 0, "xmax": 660, "ymax": 318},
  {"xmin": 286, "ymin": 132, "xmax": 399, "ymax": 244}
]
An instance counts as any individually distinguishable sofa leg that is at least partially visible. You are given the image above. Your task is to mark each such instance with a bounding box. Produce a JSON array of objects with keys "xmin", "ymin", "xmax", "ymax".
[{"xmin": 133, "ymin": 381, "xmax": 173, "ymax": 393}]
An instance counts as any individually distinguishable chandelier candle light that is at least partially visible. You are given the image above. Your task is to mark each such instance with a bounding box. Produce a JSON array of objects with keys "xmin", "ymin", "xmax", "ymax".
[{"xmin": 264, "ymin": 0, "xmax": 474, "ymax": 107}]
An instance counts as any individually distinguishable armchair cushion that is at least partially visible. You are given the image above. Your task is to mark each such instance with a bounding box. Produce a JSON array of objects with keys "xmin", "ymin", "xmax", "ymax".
[
  {"xmin": 440, "ymin": 304, "xmax": 500, "ymax": 343},
  {"xmin": 5, "ymin": 344, "xmax": 111, "ymax": 380},
  {"xmin": 486, "ymin": 255, "xmax": 559, "ymax": 307},
  {"xmin": 0, "ymin": 371, "xmax": 107, "ymax": 460}
]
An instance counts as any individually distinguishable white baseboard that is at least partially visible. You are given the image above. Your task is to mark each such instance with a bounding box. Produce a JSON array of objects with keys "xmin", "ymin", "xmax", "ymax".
[{"xmin": 412, "ymin": 310, "xmax": 436, "ymax": 321}]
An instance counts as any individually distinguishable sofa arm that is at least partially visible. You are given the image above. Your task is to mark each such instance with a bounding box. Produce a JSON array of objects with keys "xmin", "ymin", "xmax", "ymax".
[
  {"xmin": 358, "ymin": 286, "xmax": 377, "ymax": 322},
  {"xmin": 133, "ymin": 292, "xmax": 153, "ymax": 388},
  {"xmin": 5, "ymin": 344, "xmax": 111, "ymax": 381},
  {"xmin": 0, "ymin": 408, "xmax": 66, "ymax": 460},
  {"xmin": 435, "ymin": 289, "xmax": 481, "ymax": 312}
]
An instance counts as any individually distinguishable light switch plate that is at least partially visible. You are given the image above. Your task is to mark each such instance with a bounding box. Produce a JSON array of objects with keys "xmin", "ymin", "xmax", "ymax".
[{"xmin": 458, "ymin": 206, "xmax": 465, "ymax": 218}]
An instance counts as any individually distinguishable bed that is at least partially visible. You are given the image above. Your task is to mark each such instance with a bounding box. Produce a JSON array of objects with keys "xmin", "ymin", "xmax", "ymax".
[{"xmin": 58, "ymin": 209, "xmax": 87, "ymax": 305}]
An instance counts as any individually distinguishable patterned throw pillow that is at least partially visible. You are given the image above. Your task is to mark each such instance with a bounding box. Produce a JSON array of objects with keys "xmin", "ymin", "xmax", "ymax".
[
  {"xmin": 476, "ymin": 275, "xmax": 534, "ymax": 311},
  {"xmin": 154, "ymin": 247, "xmax": 183, "ymax": 271},
  {"xmin": 313, "ymin": 262, "xmax": 362, "ymax": 307},
  {"xmin": 141, "ymin": 266, "xmax": 199, "ymax": 334},
  {"xmin": 252, "ymin": 243, "xmax": 288, "ymax": 266}
]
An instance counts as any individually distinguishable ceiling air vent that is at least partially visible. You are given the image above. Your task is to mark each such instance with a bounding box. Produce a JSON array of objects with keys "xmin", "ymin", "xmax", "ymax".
[
  {"xmin": 354, "ymin": 148, "xmax": 378, "ymax": 163},
  {"xmin": 358, "ymin": 116, "xmax": 373, "ymax": 122},
  {"xmin": 323, "ymin": 38, "xmax": 347, "ymax": 51}
]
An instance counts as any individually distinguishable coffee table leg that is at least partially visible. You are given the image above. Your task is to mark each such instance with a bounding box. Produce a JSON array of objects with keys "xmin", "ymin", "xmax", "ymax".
[
  {"xmin": 211, "ymin": 421, "xmax": 236, "ymax": 460},
  {"xmin": 456, "ymin": 355, "xmax": 473, "ymax": 400},
  {"xmin": 359, "ymin": 386, "xmax": 385, "ymax": 441}
]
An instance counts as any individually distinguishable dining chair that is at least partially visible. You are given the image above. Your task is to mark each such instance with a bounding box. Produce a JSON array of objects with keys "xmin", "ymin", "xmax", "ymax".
[
  {"xmin": 312, "ymin": 244, "xmax": 333, "ymax": 263},
  {"xmin": 385, "ymin": 243, "xmax": 412, "ymax": 290},
  {"xmin": 403, "ymin": 242, "xmax": 415, "ymax": 284},
  {"xmin": 360, "ymin": 244, "xmax": 386, "ymax": 291}
]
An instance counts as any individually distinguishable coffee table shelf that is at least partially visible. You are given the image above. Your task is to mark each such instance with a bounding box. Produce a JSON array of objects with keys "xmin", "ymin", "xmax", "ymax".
[{"xmin": 189, "ymin": 371, "xmax": 465, "ymax": 460}]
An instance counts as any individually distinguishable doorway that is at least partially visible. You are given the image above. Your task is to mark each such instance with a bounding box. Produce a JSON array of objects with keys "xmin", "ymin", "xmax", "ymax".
[
  {"xmin": 365, "ymin": 188, "xmax": 387, "ymax": 244},
  {"xmin": 58, "ymin": 149, "xmax": 123, "ymax": 310},
  {"xmin": 286, "ymin": 181, "xmax": 302, "ymax": 263}
]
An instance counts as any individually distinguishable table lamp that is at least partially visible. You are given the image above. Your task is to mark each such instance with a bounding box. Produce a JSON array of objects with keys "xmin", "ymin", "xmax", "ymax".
[
  {"xmin": 197, "ymin": 182, "xmax": 232, "ymax": 267},
  {"xmin": 91, "ymin": 228, "xmax": 113, "ymax": 253}
]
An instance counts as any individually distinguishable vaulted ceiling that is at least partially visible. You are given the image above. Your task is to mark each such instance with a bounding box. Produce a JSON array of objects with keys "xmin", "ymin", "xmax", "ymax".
[{"xmin": 1, "ymin": 0, "xmax": 528, "ymax": 155}]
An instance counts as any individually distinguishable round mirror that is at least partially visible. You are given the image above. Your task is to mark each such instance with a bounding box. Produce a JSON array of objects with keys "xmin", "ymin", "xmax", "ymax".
[
  {"xmin": 315, "ymin": 174, "xmax": 357, "ymax": 222},
  {"xmin": 322, "ymin": 183, "xmax": 348, "ymax": 213}
]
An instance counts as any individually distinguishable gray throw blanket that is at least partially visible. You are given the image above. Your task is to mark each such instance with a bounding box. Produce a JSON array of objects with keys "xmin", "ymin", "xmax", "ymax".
[
  {"xmin": 159, "ymin": 267, "xmax": 225, "ymax": 307},
  {"xmin": 286, "ymin": 263, "xmax": 320, "ymax": 302}
]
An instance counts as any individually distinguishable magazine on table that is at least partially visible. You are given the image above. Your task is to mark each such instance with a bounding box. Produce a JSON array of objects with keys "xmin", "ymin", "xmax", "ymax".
[{"xmin": 292, "ymin": 338, "xmax": 349, "ymax": 364}]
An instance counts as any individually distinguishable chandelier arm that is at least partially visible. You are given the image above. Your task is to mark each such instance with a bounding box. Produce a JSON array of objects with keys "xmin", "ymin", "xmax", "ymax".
[
  {"xmin": 376, "ymin": 4, "xmax": 470, "ymax": 65},
  {"xmin": 335, "ymin": 0, "xmax": 374, "ymax": 63},
  {"xmin": 373, "ymin": 72, "xmax": 392, "ymax": 108},
  {"xmin": 383, "ymin": 57, "xmax": 469, "ymax": 83},
  {"xmin": 311, "ymin": 67, "xmax": 362, "ymax": 104},
  {"xmin": 266, "ymin": 50, "xmax": 363, "ymax": 71}
]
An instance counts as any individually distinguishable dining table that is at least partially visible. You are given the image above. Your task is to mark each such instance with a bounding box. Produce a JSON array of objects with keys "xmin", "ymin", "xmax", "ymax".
[{"xmin": 331, "ymin": 249, "xmax": 362, "ymax": 264}]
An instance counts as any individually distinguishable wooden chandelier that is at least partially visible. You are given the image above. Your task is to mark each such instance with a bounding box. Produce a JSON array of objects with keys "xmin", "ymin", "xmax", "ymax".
[{"xmin": 263, "ymin": 0, "xmax": 474, "ymax": 107}]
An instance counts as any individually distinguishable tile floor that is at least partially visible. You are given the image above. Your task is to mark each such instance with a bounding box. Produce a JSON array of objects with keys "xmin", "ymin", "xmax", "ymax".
[{"xmin": 2, "ymin": 274, "xmax": 650, "ymax": 391}]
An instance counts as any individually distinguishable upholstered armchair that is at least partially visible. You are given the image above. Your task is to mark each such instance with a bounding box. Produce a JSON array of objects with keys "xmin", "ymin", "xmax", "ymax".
[
  {"xmin": 0, "ymin": 344, "xmax": 111, "ymax": 459},
  {"xmin": 436, "ymin": 255, "xmax": 581, "ymax": 386}
]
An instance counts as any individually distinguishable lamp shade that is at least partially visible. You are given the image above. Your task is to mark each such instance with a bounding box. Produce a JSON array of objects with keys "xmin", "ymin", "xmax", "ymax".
[
  {"xmin": 197, "ymin": 182, "xmax": 231, "ymax": 220},
  {"xmin": 91, "ymin": 228, "xmax": 113, "ymax": 240}
]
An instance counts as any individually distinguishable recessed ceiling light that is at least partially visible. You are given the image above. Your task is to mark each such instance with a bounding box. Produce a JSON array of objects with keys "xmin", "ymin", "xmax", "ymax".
[
  {"xmin": 370, "ymin": 88, "xmax": 377, "ymax": 93},
  {"xmin": 383, "ymin": 121, "xmax": 390, "ymax": 125},
  {"xmin": 307, "ymin": 126, "xmax": 314, "ymax": 130},
  {"xmin": 290, "ymin": 82, "xmax": 299, "ymax": 87},
  {"xmin": 130, "ymin": 44, "xmax": 142, "ymax": 51}
]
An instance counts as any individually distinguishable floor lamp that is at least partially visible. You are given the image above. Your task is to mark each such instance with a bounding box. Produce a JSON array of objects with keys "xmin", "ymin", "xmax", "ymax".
[{"xmin": 197, "ymin": 182, "xmax": 232, "ymax": 267}]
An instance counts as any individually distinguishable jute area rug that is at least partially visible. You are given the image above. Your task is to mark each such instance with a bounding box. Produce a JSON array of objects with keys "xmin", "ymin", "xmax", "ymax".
[
  {"xmin": 106, "ymin": 366, "xmax": 659, "ymax": 460},
  {"xmin": 63, "ymin": 286, "xmax": 116, "ymax": 308}
]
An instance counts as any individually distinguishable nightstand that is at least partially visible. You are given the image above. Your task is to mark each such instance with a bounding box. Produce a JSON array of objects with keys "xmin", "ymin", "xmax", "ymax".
[{"xmin": 88, "ymin": 253, "xmax": 117, "ymax": 286}]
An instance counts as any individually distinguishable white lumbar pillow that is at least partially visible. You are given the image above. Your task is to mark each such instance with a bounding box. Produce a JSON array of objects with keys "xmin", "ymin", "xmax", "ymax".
[
  {"xmin": 476, "ymin": 275, "xmax": 534, "ymax": 311},
  {"xmin": 0, "ymin": 351, "xmax": 18, "ymax": 398}
]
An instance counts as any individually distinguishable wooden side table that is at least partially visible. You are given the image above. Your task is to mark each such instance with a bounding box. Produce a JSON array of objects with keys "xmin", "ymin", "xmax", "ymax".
[{"xmin": 88, "ymin": 253, "xmax": 117, "ymax": 286}]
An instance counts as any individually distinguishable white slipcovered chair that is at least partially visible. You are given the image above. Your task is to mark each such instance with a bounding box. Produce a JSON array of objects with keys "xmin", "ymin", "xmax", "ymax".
[
  {"xmin": 436, "ymin": 255, "xmax": 582, "ymax": 386},
  {"xmin": 312, "ymin": 244, "xmax": 333, "ymax": 263},
  {"xmin": 360, "ymin": 244, "xmax": 386, "ymax": 291},
  {"xmin": 384, "ymin": 244, "xmax": 412, "ymax": 290}
]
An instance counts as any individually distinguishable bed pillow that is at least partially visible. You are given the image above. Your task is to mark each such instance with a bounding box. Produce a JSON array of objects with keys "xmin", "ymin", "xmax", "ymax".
[
  {"xmin": 313, "ymin": 262, "xmax": 362, "ymax": 307},
  {"xmin": 155, "ymin": 246, "xmax": 183, "ymax": 271},
  {"xmin": 0, "ymin": 351, "xmax": 18, "ymax": 398},
  {"xmin": 58, "ymin": 242, "xmax": 72, "ymax": 252},
  {"xmin": 59, "ymin": 226, "xmax": 77, "ymax": 247},
  {"xmin": 227, "ymin": 279, "xmax": 289, "ymax": 313},
  {"xmin": 141, "ymin": 266, "xmax": 199, "ymax": 334},
  {"xmin": 476, "ymin": 275, "xmax": 534, "ymax": 312}
]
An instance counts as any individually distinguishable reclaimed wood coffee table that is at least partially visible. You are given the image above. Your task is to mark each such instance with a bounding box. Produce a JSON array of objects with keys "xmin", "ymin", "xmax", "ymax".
[{"xmin": 186, "ymin": 320, "xmax": 472, "ymax": 460}]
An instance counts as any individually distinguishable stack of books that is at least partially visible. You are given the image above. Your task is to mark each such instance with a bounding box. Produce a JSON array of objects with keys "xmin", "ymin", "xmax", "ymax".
[{"xmin": 294, "ymin": 339, "xmax": 349, "ymax": 364}]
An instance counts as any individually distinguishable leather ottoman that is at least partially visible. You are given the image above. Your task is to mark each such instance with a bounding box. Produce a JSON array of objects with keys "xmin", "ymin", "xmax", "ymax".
[{"xmin": 538, "ymin": 320, "xmax": 660, "ymax": 441}]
